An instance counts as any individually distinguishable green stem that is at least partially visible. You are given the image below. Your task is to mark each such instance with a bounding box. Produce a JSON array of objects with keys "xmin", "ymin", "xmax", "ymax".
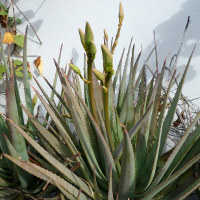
[
  {"xmin": 104, "ymin": 73, "xmax": 115, "ymax": 152},
  {"xmin": 87, "ymin": 55, "xmax": 98, "ymax": 121}
]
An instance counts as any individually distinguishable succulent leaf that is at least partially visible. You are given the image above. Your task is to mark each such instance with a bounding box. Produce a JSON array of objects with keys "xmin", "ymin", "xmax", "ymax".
[{"xmin": 118, "ymin": 131, "xmax": 135, "ymax": 199}]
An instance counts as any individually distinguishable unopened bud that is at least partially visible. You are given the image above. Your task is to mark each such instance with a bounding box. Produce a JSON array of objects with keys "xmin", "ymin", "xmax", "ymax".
[
  {"xmin": 92, "ymin": 69, "xmax": 105, "ymax": 82},
  {"xmin": 88, "ymin": 41, "xmax": 96, "ymax": 58},
  {"xmin": 78, "ymin": 28, "xmax": 86, "ymax": 49},
  {"xmin": 102, "ymin": 86, "xmax": 108, "ymax": 93},
  {"xmin": 119, "ymin": 2, "xmax": 124, "ymax": 24},
  {"xmin": 104, "ymin": 29, "xmax": 108, "ymax": 41},
  {"xmin": 85, "ymin": 22, "xmax": 94, "ymax": 48},
  {"xmin": 101, "ymin": 44, "xmax": 113, "ymax": 74},
  {"xmin": 69, "ymin": 64, "xmax": 81, "ymax": 76}
]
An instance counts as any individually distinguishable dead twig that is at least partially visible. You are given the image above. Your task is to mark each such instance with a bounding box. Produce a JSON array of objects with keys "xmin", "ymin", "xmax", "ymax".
[{"xmin": 13, "ymin": 2, "xmax": 42, "ymax": 45}]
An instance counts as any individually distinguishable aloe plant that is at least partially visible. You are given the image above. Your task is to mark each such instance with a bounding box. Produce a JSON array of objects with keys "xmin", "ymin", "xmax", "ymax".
[
  {"xmin": 0, "ymin": 2, "xmax": 200, "ymax": 200},
  {"xmin": 0, "ymin": 26, "xmax": 63, "ymax": 199}
]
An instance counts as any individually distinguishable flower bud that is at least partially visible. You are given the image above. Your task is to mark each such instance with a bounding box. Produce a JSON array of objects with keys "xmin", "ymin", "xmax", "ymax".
[
  {"xmin": 92, "ymin": 69, "xmax": 105, "ymax": 82},
  {"xmin": 110, "ymin": 69, "xmax": 115, "ymax": 75},
  {"xmin": 119, "ymin": 2, "xmax": 124, "ymax": 24},
  {"xmin": 101, "ymin": 44, "xmax": 113, "ymax": 73},
  {"xmin": 69, "ymin": 64, "xmax": 81, "ymax": 76},
  {"xmin": 88, "ymin": 41, "xmax": 97, "ymax": 58},
  {"xmin": 78, "ymin": 28, "xmax": 86, "ymax": 49},
  {"xmin": 102, "ymin": 86, "xmax": 108, "ymax": 93},
  {"xmin": 85, "ymin": 22, "xmax": 94, "ymax": 48},
  {"xmin": 104, "ymin": 29, "xmax": 108, "ymax": 41}
]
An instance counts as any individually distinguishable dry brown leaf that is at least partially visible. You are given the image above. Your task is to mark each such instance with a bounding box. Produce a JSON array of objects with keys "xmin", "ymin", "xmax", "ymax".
[
  {"xmin": 173, "ymin": 118, "xmax": 181, "ymax": 127},
  {"xmin": 3, "ymin": 32, "xmax": 14, "ymax": 45},
  {"xmin": 34, "ymin": 56, "xmax": 43, "ymax": 74},
  {"xmin": 0, "ymin": 14, "xmax": 7, "ymax": 28},
  {"xmin": 27, "ymin": 62, "xmax": 30, "ymax": 71}
]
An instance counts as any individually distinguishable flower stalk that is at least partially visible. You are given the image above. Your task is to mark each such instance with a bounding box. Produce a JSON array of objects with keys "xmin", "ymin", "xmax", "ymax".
[{"xmin": 101, "ymin": 44, "xmax": 115, "ymax": 152}]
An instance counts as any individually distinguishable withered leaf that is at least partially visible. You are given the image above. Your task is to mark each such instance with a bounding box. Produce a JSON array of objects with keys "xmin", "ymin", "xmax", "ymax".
[
  {"xmin": 3, "ymin": 32, "xmax": 14, "ymax": 45},
  {"xmin": 34, "ymin": 56, "xmax": 43, "ymax": 74}
]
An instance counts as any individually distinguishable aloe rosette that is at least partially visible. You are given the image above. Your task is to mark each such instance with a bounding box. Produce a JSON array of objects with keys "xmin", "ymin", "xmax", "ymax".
[{"xmin": 0, "ymin": 2, "xmax": 199, "ymax": 200}]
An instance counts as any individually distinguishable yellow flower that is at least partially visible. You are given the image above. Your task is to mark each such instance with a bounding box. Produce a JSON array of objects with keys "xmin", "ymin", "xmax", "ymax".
[{"xmin": 3, "ymin": 32, "xmax": 14, "ymax": 45}]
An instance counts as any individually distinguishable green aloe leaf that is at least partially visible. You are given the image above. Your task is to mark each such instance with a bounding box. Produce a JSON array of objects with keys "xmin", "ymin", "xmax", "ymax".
[
  {"xmin": 113, "ymin": 48, "xmax": 125, "ymax": 92},
  {"xmin": 175, "ymin": 137, "xmax": 200, "ymax": 172},
  {"xmin": 20, "ymin": 103, "xmax": 72, "ymax": 160},
  {"xmin": 163, "ymin": 115, "xmax": 200, "ymax": 179},
  {"xmin": 150, "ymin": 110, "xmax": 200, "ymax": 189},
  {"xmin": 42, "ymin": 76, "xmax": 71, "ymax": 117},
  {"xmin": 23, "ymin": 26, "xmax": 33, "ymax": 115},
  {"xmin": 165, "ymin": 126, "xmax": 200, "ymax": 177},
  {"xmin": 146, "ymin": 78, "xmax": 154, "ymax": 109},
  {"xmin": 134, "ymin": 74, "xmax": 159, "ymax": 180},
  {"xmin": 61, "ymin": 72, "xmax": 107, "ymax": 184},
  {"xmin": 159, "ymin": 46, "xmax": 195, "ymax": 154},
  {"xmin": 50, "ymin": 44, "xmax": 62, "ymax": 101},
  {"xmin": 0, "ymin": 176, "xmax": 13, "ymax": 187},
  {"xmin": 93, "ymin": 165, "xmax": 102, "ymax": 200},
  {"xmin": 114, "ymin": 102, "xmax": 153, "ymax": 163},
  {"xmin": 22, "ymin": 26, "xmax": 35, "ymax": 142},
  {"xmin": 4, "ymin": 118, "xmax": 93, "ymax": 198},
  {"xmin": 54, "ymin": 60, "xmax": 106, "ymax": 185},
  {"xmin": 2, "ymin": 134, "xmax": 32, "ymax": 188},
  {"xmin": 92, "ymin": 64, "xmax": 104, "ymax": 116},
  {"xmin": 97, "ymin": 107, "xmax": 109, "ymax": 144},
  {"xmin": 141, "ymin": 153, "xmax": 200, "ymax": 200},
  {"xmin": 118, "ymin": 131, "xmax": 135, "ymax": 200},
  {"xmin": 134, "ymin": 66, "xmax": 146, "ymax": 122},
  {"xmin": 126, "ymin": 48, "xmax": 141, "ymax": 130},
  {"xmin": 110, "ymin": 106, "xmax": 123, "ymax": 146},
  {"xmin": 45, "ymin": 44, "xmax": 63, "ymax": 126},
  {"xmin": 4, "ymin": 69, "xmax": 30, "ymax": 189},
  {"xmin": 119, "ymin": 44, "xmax": 134, "ymax": 125},
  {"xmin": 108, "ymin": 165, "xmax": 114, "ymax": 200},
  {"xmin": 32, "ymin": 76, "xmax": 78, "ymax": 147},
  {"xmin": 117, "ymin": 39, "xmax": 132, "ymax": 114},
  {"xmin": 4, "ymin": 154, "xmax": 91, "ymax": 200},
  {"xmin": 84, "ymin": 54, "xmax": 90, "ymax": 107},
  {"xmin": 148, "ymin": 58, "xmax": 166, "ymax": 146},
  {"xmin": 164, "ymin": 177, "xmax": 200, "ymax": 200},
  {"xmin": 29, "ymin": 83, "xmax": 92, "ymax": 184},
  {"xmin": 136, "ymin": 71, "xmax": 175, "ymax": 192},
  {"xmin": 13, "ymin": 63, "xmax": 24, "ymax": 125},
  {"xmin": 66, "ymin": 74, "xmax": 119, "ymax": 193}
]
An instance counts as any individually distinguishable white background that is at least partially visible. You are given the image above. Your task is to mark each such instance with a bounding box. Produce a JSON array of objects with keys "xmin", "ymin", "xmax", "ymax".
[{"xmin": 1, "ymin": 0, "xmax": 200, "ymax": 110}]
